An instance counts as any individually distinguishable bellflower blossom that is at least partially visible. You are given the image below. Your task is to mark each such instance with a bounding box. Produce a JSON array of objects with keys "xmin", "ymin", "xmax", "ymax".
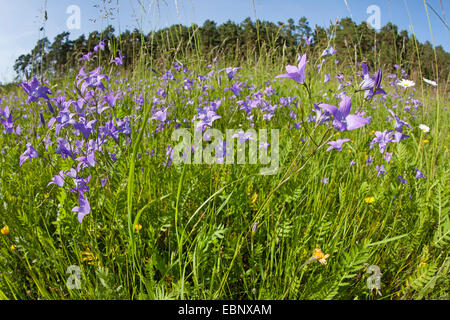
[
  {"xmin": 397, "ymin": 175, "xmax": 408, "ymax": 184},
  {"xmin": 370, "ymin": 130, "xmax": 393, "ymax": 153},
  {"xmin": 0, "ymin": 105, "xmax": 19, "ymax": 134},
  {"xmin": 275, "ymin": 54, "xmax": 307, "ymax": 84},
  {"xmin": 326, "ymin": 138, "xmax": 350, "ymax": 151},
  {"xmin": 19, "ymin": 143, "xmax": 39, "ymax": 166},
  {"xmin": 220, "ymin": 67, "xmax": 241, "ymax": 80},
  {"xmin": 415, "ymin": 169, "xmax": 426, "ymax": 180},
  {"xmin": 77, "ymin": 67, "xmax": 109, "ymax": 93},
  {"xmin": 48, "ymin": 170, "xmax": 66, "ymax": 187},
  {"xmin": 195, "ymin": 108, "xmax": 221, "ymax": 131},
  {"xmin": 80, "ymin": 52, "xmax": 93, "ymax": 62},
  {"xmin": 318, "ymin": 95, "xmax": 370, "ymax": 131},
  {"xmin": 111, "ymin": 51, "xmax": 123, "ymax": 66},
  {"xmin": 232, "ymin": 131, "xmax": 254, "ymax": 144},
  {"xmin": 304, "ymin": 36, "xmax": 313, "ymax": 45},
  {"xmin": 151, "ymin": 107, "xmax": 168, "ymax": 122},
  {"xmin": 20, "ymin": 77, "xmax": 54, "ymax": 113},
  {"xmin": 359, "ymin": 63, "xmax": 386, "ymax": 99},
  {"xmin": 376, "ymin": 164, "xmax": 386, "ymax": 178},
  {"xmin": 72, "ymin": 194, "xmax": 91, "ymax": 223},
  {"xmin": 384, "ymin": 152, "xmax": 393, "ymax": 163},
  {"xmin": 93, "ymin": 40, "xmax": 106, "ymax": 52},
  {"xmin": 321, "ymin": 46, "xmax": 337, "ymax": 56}
]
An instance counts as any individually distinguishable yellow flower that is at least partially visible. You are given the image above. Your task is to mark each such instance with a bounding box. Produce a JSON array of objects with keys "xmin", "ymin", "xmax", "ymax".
[
  {"xmin": 10, "ymin": 245, "xmax": 16, "ymax": 251},
  {"xmin": 44, "ymin": 193, "xmax": 50, "ymax": 199},
  {"xmin": 312, "ymin": 247, "xmax": 330, "ymax": 265},
  {"xmin": 81, "ymin": 248, "xmax": 99, "ymax": 265},
  {"xmin": 365, "ymin": 197, "xmax": 375, "ymax": 204},
  {"xmin": 423, "ymin": 139, "xmax": 430, "ymax": 143},
  {"xmin": 1, "ymin": 225, "xmax": 10, "ymax": 235},
  {"xmin": 135, "ymin": 224, "xmax": 142, "ymax": 231}
]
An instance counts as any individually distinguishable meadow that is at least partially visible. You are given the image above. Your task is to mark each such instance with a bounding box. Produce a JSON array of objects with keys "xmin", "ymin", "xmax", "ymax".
[{"xmin": 0, "ymin": 19, "xmax": 449, "ymax": 300}]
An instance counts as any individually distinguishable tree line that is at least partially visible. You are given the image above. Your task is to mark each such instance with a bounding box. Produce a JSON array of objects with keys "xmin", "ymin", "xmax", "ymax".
[{"xmin": 13, "ymin": 17, "xmax": 449, "ymax": 82}]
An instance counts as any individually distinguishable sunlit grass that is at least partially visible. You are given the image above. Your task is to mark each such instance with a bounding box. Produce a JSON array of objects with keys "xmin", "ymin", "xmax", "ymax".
[{"xmin": 0, "ymin": 0, "xmax": 448, "ymax": 300}]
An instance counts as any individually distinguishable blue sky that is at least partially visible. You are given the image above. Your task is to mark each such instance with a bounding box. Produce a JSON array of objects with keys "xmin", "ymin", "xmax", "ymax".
[{"xmin": 0, "ymin": 0, "xmax": 448, "ymax": 83}]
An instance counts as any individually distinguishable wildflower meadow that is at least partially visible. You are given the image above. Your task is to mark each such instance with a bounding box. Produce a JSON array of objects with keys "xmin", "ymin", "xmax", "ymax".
[{"xmin": 0, "ymin": 1, "xmax": 449, "ymax": 301}]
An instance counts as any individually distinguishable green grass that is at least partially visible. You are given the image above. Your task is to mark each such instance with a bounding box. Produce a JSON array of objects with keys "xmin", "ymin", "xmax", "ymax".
[{"xmin": 0, "ymin": 32, "xmax": 449, "ymax": 300}]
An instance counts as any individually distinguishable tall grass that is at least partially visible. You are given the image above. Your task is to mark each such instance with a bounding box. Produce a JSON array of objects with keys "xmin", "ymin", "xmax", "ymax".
[{"xmin": 0, "ymin": 0, "xmax": 448, "ymax": 300}]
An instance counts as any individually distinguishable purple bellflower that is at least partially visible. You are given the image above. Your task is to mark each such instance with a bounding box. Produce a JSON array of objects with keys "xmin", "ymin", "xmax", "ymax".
[
  {"xmin": 111, "ymin": 51, "xmax": 123, "ymax": 66},
  {"xmin": 0, "ymin": 106, "xmax": 19, "ymax": 134},
  {"xmin": 73, "ymin": 117, "xmax": 97, "ymax": 140},
  {"xmin": 20, "ymin": 77, "xmax": 54, "ymax": 113},
  {"xmin": 93, "ymin": 40, "xmax": 106, "ymax": 52},
  {"xmin": 80, "ymin": 52, "xmax": 93, "ymax": 62},
  {"xmin": 384, "ymin": 152, "xmax": 393, "ymax": 163},
  {"xmin": 376, "ymin": 164, "xmax": 387, "ymax": 178},
  {"xmin": 370, "ymin": 130, "xmax": 393, "ymax": 154},
  {"xmin": 48, "ymin": 170, "xmax": 66, "ymax": 187},
  {"xmin": 321, "ymin": 46, "xmax": 337, "ymax": 56},
  {"xmin": 72, "ymin": 194, "xmax": 91, "ymax": 223},
  {"xmin": 415, "ymin": 169, "xmax": 426, "ymax": 180},
  {"xmin": 195, "ymin": 108, "xmax": 221, "ymax": 131},
  {"xmin": 318, "ymin": 95, "xmax": 370, "ymax": 131},
  {"xmin": 20, "ymin": 77, "xmax": 52, "ymax": 103},
  {"xmin": 232, "ymin": 130, "xmax": 255, "ymax": 144},
  {"xmin": 397, "ymin": 175, "xmax": 408, "ymax": 184},
  {"xmin": 304, "ymin": 36, "xmax": 313, "ymax": 45},
  {"xmin": 220, "ymin": 67, "xmax": 241, "ymax": 81},
  {"xmin": 19, "ymin": 143, "xmax": 39, "ymax": 166},
  {"xmin": 77, "ymin": 67, "xmax": 109, "ymax": 93},
  {"xmin": 359, "ymin": 63, "xmax": 386, "ymax": 99},
  {"xmin": 275, "ymin": 54, "xmax": 308, "ymax": 84},
  {"xmin": 151, "ymin": 107, "xmax": 168, "ymax": 122},
  {"xmin": 326, "ymin": 138, "xmax": 351, "ymax": 151}
]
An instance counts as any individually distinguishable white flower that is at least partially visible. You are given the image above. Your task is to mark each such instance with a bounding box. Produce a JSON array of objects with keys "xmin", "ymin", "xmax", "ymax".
[
  {"xmin": 398, "ymin": 79, "xmax": 415, "ymax": 88},
  {"xmin": 419, "ymin": 124, "xmax": 430, "ymax": 133},
  {"xmin": 423, "ymin": 78, "xmax": 437, "ymax": 87}
]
